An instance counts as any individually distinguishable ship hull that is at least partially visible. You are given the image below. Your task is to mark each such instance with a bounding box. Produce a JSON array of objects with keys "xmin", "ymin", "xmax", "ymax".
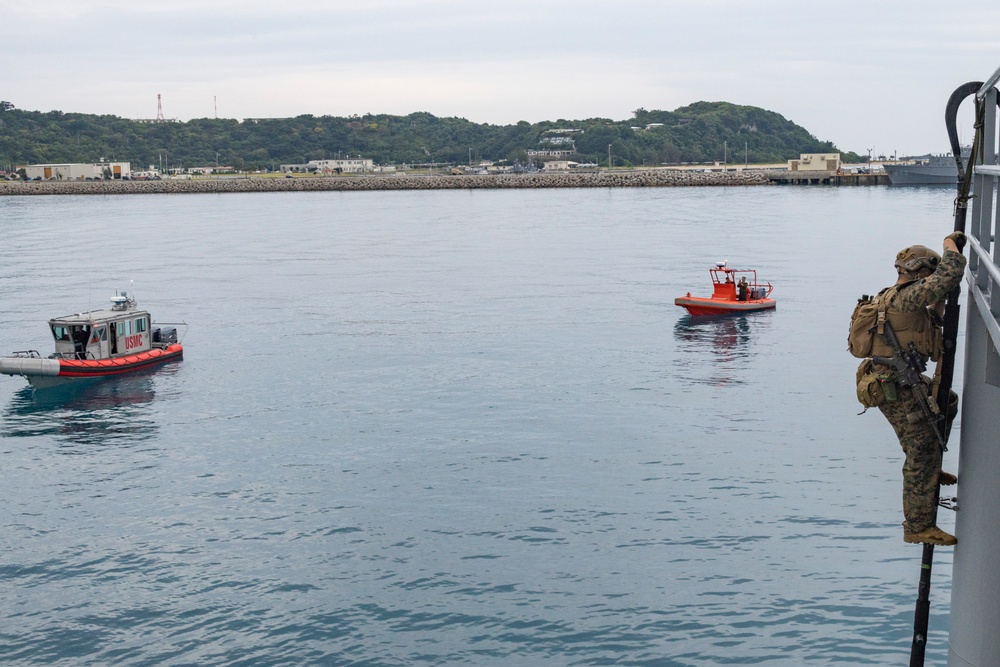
[
  {"xmin": 674, "ymin": 296, "xmax": 776, "ymax": 316},
  {"xmin": 883, "ymin": 164, "xmax": 959, "ymax": 186}
]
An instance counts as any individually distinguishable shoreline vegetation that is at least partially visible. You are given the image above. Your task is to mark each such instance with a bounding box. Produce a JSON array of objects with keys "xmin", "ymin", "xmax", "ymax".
[
  {"xmin": 0, "ymin": 103, "xmax": 860, "ymax": 174},
  {"xmin": 0, "ymin": 169, "xmax": 770, "ymax": 196}
]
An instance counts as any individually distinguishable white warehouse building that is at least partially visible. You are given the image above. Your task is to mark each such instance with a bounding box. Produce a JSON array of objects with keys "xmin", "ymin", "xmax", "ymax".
[
  {"xmin": 307, "ymin": 158, "xmax": 373, "ymax": 173},
  {"xmin": 20, "ymin": 162, "xmax": 131, "ymax": 180}
]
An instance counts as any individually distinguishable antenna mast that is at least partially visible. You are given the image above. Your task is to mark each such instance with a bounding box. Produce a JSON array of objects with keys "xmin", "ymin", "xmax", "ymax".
[{"xmin": 156, "ymin": 94, "xmax": 164, "ymax": 122}]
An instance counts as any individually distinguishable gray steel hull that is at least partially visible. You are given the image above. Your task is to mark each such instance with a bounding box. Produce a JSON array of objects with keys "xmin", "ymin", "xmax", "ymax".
[{"xmin": 883, "ymin": 164, "xmax": 959, "ymax": 185}]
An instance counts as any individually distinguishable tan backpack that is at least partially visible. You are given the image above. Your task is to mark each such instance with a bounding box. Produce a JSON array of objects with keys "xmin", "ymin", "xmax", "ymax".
[
  {"xmin": 847, "ymin": 287, "xmax": 896, "ymax": 358},
  {"xmin": 848, "ymin": 284, "xmax": 942, "ymax": 361}
]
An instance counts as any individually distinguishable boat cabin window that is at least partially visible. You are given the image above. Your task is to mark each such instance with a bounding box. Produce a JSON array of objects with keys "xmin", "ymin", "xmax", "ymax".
[
  {"xmin": 134, "ymin": 317, "xmax": 147, "ymax": 333},
  {"xmin": 51, "ymin": 325, "xmax": 70, "ymax": 341}
]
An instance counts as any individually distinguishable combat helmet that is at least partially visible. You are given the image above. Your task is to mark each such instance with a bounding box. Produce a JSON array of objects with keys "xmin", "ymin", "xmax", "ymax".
[{"xmin": 895, "ymin": 245, "xmax": 941, "ymax": 278}]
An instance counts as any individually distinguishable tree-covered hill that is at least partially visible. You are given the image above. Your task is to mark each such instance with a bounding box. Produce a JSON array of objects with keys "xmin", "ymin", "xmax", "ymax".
[{"xmin": 0, "ymin": 100, "xmax": 861, "ymax": 171}]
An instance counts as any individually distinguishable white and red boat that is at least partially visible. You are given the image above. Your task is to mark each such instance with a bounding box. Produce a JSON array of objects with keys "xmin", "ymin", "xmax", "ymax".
[
  {"xmin": 675, "ymin": 262, "xmax": 775, "ymax": 316},
  {"xmin": 0, "ymin": 292, "xmax": 184, "ymax": 388}
]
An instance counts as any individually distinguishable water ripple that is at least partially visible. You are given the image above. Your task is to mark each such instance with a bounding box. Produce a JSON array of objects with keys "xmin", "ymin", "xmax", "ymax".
[{"xmin": 0, "ymin": 188, "xmax": 957, "ymax": 665}]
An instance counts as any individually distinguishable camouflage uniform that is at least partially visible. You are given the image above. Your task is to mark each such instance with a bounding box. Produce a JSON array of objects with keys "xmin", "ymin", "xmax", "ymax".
[{"xmin": 873, "ymin": 249, "xmax": 966, "ymax": 533}]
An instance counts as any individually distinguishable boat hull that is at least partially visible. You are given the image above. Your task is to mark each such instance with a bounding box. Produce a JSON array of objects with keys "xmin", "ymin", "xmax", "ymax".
[
  {"xmin": 0, "ymin": 344, "xmax": 183, "ymax": 387},
  {"xmin": 674, "ymin": 296, "xmax": 776, "ymax": 316},
  {"xmin": 883, "ymin": 164, "xmax": 959, "ymax": 186}
]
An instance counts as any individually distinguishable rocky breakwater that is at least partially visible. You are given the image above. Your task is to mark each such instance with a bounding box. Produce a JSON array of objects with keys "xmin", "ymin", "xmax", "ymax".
[{"xmin": 0, "ymin": 169, "xmax": 770, "ymax": 196}]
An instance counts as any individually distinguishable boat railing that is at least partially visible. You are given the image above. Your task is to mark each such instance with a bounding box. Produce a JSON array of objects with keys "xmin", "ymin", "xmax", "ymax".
[
  {"xmin": 944, "ymin": 62, "xmax": 1000, "ymax": 667},
  {"xmin": 9, "ymin": 350, "xmax": 42, "ymax": 359},
  {"xmin": 50, "ymin": 351, "xmax": 98, "ymax": 360},
  {"xmin": 153, "ymin": 321, "xmax": 188, "ymax": 344},
  {"xmin": 966, "ymin": 81, "xmax": 1000, "ymax": 358}
]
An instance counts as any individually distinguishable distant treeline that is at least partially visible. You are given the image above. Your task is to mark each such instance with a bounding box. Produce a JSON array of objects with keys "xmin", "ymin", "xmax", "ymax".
[{"xmin": 0, "ymin": 100, "xmax": 861, "ymax": 171}]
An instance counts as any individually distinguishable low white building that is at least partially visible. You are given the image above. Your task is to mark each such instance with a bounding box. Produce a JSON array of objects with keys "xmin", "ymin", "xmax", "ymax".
[
  {"xmin": 307, "ymin": 158, "xmax": 373, "ymax": 173},
  {"xmin": 20, "ymin": 162, "xmax": 131, "ymax": 180},
  {"xmin": 527, "ymin": 149, "xmax": 575, "ymax": 158},
  {"xmin": 542, "ymin": 161, "xmax": 578, "ymax": 171}
]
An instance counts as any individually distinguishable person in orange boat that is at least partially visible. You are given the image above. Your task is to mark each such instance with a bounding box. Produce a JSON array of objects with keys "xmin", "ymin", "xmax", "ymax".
[{"xmin": 737, "ymin": 276, "xmax": 749, "ymax": 301}]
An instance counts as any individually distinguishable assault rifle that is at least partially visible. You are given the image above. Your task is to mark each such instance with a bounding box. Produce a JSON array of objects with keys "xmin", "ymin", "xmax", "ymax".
[{"xmin": 871, "ymin": 320, "xmax": 946, "ymax": 449}]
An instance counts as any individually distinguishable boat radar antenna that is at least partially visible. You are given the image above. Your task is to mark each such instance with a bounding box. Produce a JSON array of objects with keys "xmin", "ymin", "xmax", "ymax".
[
  {"xmin": 716, "ymin": 260, "xmax": 727, "ymax": 269},
  {"xmin": 111, "ymin": 283, "xmax": 137, "ymax": 311}
]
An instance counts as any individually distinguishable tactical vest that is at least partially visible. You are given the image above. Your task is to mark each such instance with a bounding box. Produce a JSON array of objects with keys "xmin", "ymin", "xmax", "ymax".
[{"xmin": 848, "ymin": 283, "xmax": 942, "ymax": 361}]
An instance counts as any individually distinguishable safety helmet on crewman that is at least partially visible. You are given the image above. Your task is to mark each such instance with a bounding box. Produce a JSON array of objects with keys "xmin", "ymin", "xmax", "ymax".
[{"xmin": 895, "ymin": 245, "xmax": 941, "ymax": 277}]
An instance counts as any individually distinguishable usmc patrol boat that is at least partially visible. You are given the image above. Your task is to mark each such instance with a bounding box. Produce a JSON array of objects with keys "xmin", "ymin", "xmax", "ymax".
[
  {"xmin": 0, "ymin": 291, "xmax": 184, "ymax": 388},
  {"xmin": 674, "ymin": 262, "xmax": 775, "ymax": 316}
]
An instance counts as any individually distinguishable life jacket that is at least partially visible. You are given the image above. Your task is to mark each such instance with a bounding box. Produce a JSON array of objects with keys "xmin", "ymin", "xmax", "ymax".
[{"xmin": 848, "ymin": 283, "xmax": 942, "ymax": 361}]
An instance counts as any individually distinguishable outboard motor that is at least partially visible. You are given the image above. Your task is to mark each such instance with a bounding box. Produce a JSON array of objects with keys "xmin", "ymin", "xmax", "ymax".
[{"xmin": 152, "ymin": 327, "xmax": 177, "ymax": 344}]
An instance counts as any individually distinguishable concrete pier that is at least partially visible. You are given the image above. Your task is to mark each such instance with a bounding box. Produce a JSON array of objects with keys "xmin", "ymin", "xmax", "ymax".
[{"xmin": 767, "ymin": 171, "xmax": 889, "ymax": 185}]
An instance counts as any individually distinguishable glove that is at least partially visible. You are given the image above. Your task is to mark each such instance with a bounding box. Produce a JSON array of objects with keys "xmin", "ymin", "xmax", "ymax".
[{"xmin": 945, "ymin": 231, "xmax": 967, "ymax": 252}]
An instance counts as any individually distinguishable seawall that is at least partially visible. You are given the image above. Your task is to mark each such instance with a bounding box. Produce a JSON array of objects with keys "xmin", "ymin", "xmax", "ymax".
[{"xmin": 0, "ymin": 170, "xmax": 770, "ymax": 196}]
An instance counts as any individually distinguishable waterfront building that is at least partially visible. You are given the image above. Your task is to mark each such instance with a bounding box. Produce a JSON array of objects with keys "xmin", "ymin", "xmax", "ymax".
[
  {"xmin": 542, "ymin": 161, "xmax": 579, "ymax": 170},
  {"xmin": 18, "ymin": 162, "xmax": 131, "ymax": 180},
  {"xmin": 787, "ymin": 153, "xmax": 841, "ymax": 172},
  {"xmin": 307, "ymin": 158, "xmax": 374, "ymax": 173}
]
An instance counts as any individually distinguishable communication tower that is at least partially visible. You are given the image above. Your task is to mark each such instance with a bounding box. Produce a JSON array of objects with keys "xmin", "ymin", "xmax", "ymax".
[{"xmin": 134, "ymin": 94, "xmax": 177, "ymax": 124}]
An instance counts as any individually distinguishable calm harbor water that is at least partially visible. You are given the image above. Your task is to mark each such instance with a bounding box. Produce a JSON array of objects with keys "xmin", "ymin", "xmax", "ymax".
[{"xmin": 0, "ymin": 185, "xmax": 962, "ymax": 665}]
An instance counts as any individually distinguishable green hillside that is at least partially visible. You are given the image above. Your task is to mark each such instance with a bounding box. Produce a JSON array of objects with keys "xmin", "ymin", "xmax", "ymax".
[{"xmin": 0, "ymin": 100, "xmax": 861, "ymax": 171}]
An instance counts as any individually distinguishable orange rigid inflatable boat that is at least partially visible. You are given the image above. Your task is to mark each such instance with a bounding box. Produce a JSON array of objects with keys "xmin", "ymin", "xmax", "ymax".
[
  {"xmin": 675, "ymin": 262, "xmax": 775, "ymax": 316},
  {"xmin": 51, "ymin": 345, "xmax": 184, "ymax": 378},
  {"xmin": 0, "ymin": 291, "xmax": 185, "ymax": 388}
]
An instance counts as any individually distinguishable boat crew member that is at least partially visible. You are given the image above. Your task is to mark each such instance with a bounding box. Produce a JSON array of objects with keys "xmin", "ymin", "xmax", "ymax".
[
  {"xmin": 858, "ymin": 232, "xmax": 966, "ymax": 546},
  {"xmin": 737, "ymin": 277, "xmax": 749, "ymax": 301},
  {"xmin": 71, "ymin": 325, "xmax": 90, "ymax": 360}
]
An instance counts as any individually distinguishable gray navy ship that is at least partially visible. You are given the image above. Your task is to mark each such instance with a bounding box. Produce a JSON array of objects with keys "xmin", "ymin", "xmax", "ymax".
[{"xmin": 883, "ymin": 148, "xmax": 970, "ymax": 185}]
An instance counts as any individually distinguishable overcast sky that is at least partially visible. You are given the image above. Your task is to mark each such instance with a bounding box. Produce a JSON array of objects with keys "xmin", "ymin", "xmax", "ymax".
[{"xmin": 5, "ymin": 1, "xmax": 1000, "ymax": 156}]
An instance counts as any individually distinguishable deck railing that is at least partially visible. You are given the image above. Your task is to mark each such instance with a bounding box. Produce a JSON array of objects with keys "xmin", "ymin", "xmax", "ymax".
[
  {"xmin": 966, "ymin": 79, "xmax": 1000, "ymax": 365},
  {"xmin": 948, "ymin": 63, "xmax": 1000, "ymax": 667}
]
